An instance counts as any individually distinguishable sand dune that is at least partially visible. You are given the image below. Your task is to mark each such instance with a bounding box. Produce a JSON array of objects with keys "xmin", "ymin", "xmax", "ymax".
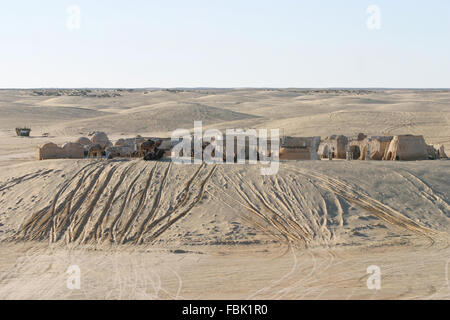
[
  {"xmin": 0, "ymin": 89, "xmax": 449, "ymax": 299},
  {"xmin": 2, "ymin": 159, "xmax": 449, "ymax": 246}
]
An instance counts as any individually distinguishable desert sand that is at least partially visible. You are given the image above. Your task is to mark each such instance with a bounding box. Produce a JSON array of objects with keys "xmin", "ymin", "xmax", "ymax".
[{"xmin": 0, "ymin": 88, "xmax": 449, "ymax": 299}]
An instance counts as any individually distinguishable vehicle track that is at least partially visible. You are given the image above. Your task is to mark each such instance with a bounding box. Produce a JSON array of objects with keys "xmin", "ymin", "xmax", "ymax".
[
  {"xmin": 11, "ymin": 161, "xmax": 444, "ymax": 247},
  {"xmin": 288, "ymin": 167, "xmax": 437, "ymax": 244},
  {"xmin": 50, "ymin": 163, "xmax": 105, "ymax": 242},
  {"xmin": 14, "ymin": 162, "xmax": 100, "ymax": 241},
  {"xmin": 0, "ymin": 169, "xmax": 55, "ymax": 193},
  {"xmin": 109, "ymin": 165, "xmax": 148, "ymax": 243},
  {"xmin": 135, "ymin": 163, "xmax": 207, "ymax": 242},
  {"xmin": 133, "ymin": 162, "xmax": 172, "ymax": 244},
  {"xmin": 215, "ymin": 173, "xmax": 289, "ymax": 245},
  {"xmin": 220, "ymin": 170, "xmax": 310, "ymax": 246},
  {"xmin": 146, "ymin": 164, "xmax": 217, "ymax": 243},
  {"xmin": 90, "ymin": 162, "xmax": 137, "ymax": 243},
  {"xmin": 12, "ymin": 162, "xmax": 221, "ymax": 245},
  {"xmin": 68, "ymin": 163, "xmax": 119, "ymax": 243},
  {"xmin": 244, "ymin": 175, "xmax": 312, "ymax": 244},
  {"xmin": 395, "ymin": 170, "xmax": 450, "ymax": 218},
  {"xmin": 117, "ymin": 163, "xmax": 158, "ymax": 244}
]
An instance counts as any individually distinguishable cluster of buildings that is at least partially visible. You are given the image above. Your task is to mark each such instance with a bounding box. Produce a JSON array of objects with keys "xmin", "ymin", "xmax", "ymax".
[
  {"xmin": 317, "ymin": 133, "xmax": 447, "ymax": 161},
  {"xmin": 37, "ymin": 131, "xmax": 447, "ymax": 162},
  {"xmin": 37, "ymin": 132, "xmax": 173, "ymax": 160}
]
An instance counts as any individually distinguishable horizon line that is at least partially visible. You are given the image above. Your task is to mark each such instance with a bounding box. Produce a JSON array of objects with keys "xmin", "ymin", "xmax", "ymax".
[{"xmin": 1, "ymin": 87, "xmax": 450, "ymax": 91}]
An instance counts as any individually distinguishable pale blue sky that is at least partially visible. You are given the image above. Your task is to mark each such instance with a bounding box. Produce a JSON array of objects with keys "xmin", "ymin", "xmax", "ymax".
[{"xmin": 1, "ymin": 0, "xmax": 449, "ymax": 88}]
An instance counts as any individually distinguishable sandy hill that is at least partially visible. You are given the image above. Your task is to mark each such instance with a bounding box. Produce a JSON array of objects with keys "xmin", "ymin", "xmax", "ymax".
[{"xmin": 0, "ymin": 89, "xmax": 449, "ymax": 299}]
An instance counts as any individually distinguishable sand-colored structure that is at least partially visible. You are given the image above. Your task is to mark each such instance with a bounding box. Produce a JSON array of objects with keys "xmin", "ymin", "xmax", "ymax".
[
  {"xmin": 37, "ymin": 142, "xmax": 64, "ymax": 160},
  {"xmin": 115, "ymin": 138, "xmax": 140, "ymax": 154},
  {"xmin": 37, "ymin": 133, "xmax": 145, "ymax": 160},
  {"xmin": 62, "ymin": 142, "xmax": 85, "ymax": 159},
  {"xmin": 75, "ymin": 137, "xmax": 92, "ymax": 147},
  {"xmin": 90, "ymin": 132, "xmax": 111, "ymax": 148},
  {"xmin": 433, "ymin": 144, "xmax": 448, "ymax": 159},
  {"xmin": 105, "ymin": 146, "xmax": 122, "ymax": 158},
  {"xmin": 115, "ymin": 138, "xmax": 134, "ymax": 148},
  {"xmin": 350, "ymin": 135, "xmax": 393, "ymax": 160},
  {"xmin": 36, "ymin": 129, "xmax": 444, "ymax": 162},
  {"xmin": 88, "ymin": 144, "xmax": 105, "ymax": 158},
  {"xmin": 426, "ymin": 144, "xmax": 448, "ymax": 160},
  {"xmin": 383, "ymin": 135, "xmax": 429, "ymax": 161},
  {"xmin": 318, "ymin": 135, "xmax": 348, "ymax": 159},
  {"xmin": 37, "ymin": 142, "xmax": 84, "ymax": 160},
  {"xmin": 157, "ymin": 139, "xmax": 176, "ymax": 158},
  {"xmin": 36, "ymin": 132, "xmax": 446, "ymax": 162},
  {"xmin": 106, "ymin": 145, "xmax": 134, "ymax": 158},
  {"xmin": 279, "ymin": 136, "xmax": 320, "ymax": 160}
]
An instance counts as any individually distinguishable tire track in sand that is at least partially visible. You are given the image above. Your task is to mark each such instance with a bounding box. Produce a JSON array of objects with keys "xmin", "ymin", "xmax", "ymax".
[
  {"xmin": 146, "ymin": 164, "xmax": 217, "ymax": 243},
  {"xmin": 71, "ymin": 163, "xmax": 120, "ymax": 243},
  {"xmin": 50, "ymin": 163, "xmax": 105, "ymax": 242},
  {"xmin": 109, "ymin": 165, "xmax": 148, "ymax": 244},
  {"xmin": 219, "ymin": 170, "xmax": 306, "ymax": 245},
  {"xmin": 90, "ymin": 162, "xmax": 138, "ymax": 243},
  {"xmin": 136, "ymin": 163, "xmax": 206, "ymax": 243},
  {"xmin": 0, "ymin": 169, "xmax": 54, "ymax": 193},
  {"xmin": 133, "ymin": 162, "xmax": 172, "ymax": 244},
  {"xmin": 288, "ymin": 167, "xmax": 437, "ymax": 244},
  {"xmin": 14, "ymin": 162, "xmax": 100, "ymax": 242},
  {"xmin": 117, "ymin": 163, "xmax": 158, "ymax": 244},
  {"xmin": 233, "ymin": 171, "xmax": 311, "ymax": 245},
  {"xmin": 394, "ymin": 170, "xmax": 450, "ymax": 218}
]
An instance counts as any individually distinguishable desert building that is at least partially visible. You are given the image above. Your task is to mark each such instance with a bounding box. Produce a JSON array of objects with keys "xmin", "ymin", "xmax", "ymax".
[
  {"xmin": 158, "ymin": 139, "xmax": 176, "ymax": 158},
  {"xmin": 38, "ymin": 142, "xmax": 84, "ymax": 160},
  {"xmin": 350, "ymin": 135, "xmax": 393, "ymax": 160},
  {"xmin": 105, "ymin": 146, "xmax": 122, "ymax": 158},
  {"xmin": 318, "ymin": 135, "xmax": 348, "ymax": 159},
  {"xmin": 114, "ymin": 138, "xmax": 134, "ymax": 148},
  {"xmin": 383, "ymin": 135, "xmax": 429, "ymax": 161},
  {"xmin": 36, "ymin": 131, "xmax": 444, "ymax": 162},
  {"xmin": 90, "ymin": 132, "xmax": 111, "ymax": 148},
  {"xmin": 88, "ymin": 144, "xmax": 105, "ymax": 158},
  {"xmin": 37, "ymin": 142, "xmax": 64, "ymax": 160},
  {"xmin": 433, "ymin": 144, "xmax": 448, "ymax": 159},
  {"xmin": 106, "ymin": 145, "xmax": 135, "ymax": 158},
  {"xmin": 115, "ymin": 138, "xmax": 138, "ymax": 151},
  {"xmin": 426, "ymin": 144, "xmax": 448, "ymax": 160},
  {"xmin": 348, "ymin": 133, "xmax": 367, "ymax": 160},
  {"xmin": 279, "ymin": 136, "xmax": 321, "ymax": 160},
  {"xmin": 61, "ymin": 142, "xmax": 85, "ymax": 159},
  {"xmin": 76, "ymin": 137, "xmax": 92, "ymax": 147}
]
